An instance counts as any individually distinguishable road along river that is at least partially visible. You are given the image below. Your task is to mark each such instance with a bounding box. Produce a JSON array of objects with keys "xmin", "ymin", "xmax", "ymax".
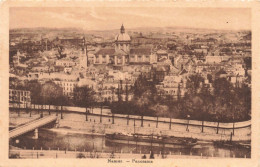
[{"xmin": 9, "ymin": 110, "xmax": 251, "ymax": 158}]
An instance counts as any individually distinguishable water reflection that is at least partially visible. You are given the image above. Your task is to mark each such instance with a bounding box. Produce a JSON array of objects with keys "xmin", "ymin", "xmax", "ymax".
[{"xmin": 10, "ymin": 128, "xmax": 250, "ymax": 158}]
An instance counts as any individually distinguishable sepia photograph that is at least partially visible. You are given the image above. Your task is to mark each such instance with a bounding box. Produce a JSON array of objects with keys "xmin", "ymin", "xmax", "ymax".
[{"xmin": 0, "ymin": 2, "xmax": 258, "ymax": 166}]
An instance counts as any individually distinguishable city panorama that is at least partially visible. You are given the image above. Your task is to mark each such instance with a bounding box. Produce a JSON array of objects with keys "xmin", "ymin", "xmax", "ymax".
[{"xmin": 8, "ymin": 7, "xmax": 251, "ymax": 159}]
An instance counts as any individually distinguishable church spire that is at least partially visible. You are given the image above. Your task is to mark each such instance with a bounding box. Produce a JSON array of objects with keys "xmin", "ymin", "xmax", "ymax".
[{"xmin": 120, "ymin": 24, "xmax": 125, "ymax": 34}]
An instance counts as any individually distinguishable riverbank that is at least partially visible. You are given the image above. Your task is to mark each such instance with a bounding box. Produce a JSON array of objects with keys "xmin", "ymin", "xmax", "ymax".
[
  {"xmin": 9, "ymin": 120, "xmax": 251, "ymax": 159},
  {"xmin": 10, "ymin": 149, "xmax": 230, "ymax": 159},
  {"xmin": 9, "ymin": 109, "xmax": 251, "ymax": 142},
  {"xmin": 47, "ymin": 128, "xmax": 105, "ymax": 136}
]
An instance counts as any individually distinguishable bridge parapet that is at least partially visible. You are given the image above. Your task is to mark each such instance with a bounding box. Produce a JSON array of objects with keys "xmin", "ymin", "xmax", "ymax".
[{"xmin": 9, "ymin": 115, "xmax": 57, "ymax": 139}]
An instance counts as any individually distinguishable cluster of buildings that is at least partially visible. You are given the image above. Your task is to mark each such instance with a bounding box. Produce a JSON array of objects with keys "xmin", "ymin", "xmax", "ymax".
[
  {"xmin": 9, "ymin": 25, "xmax": 251, "ymax": 104},
  {"xmin": 9, "ymin": 89, "xmax": 31, "ymax": 105}
]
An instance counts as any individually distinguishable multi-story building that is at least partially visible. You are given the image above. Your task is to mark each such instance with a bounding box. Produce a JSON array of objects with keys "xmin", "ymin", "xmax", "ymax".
[
  {"xmin": 54, "ymin": 80, "xmax": 78, "ymax": 98},
  {"xmin": 98, "ymin": 82, "xmax": 133, "ymax": 102},
  {"xmin": 55, "ymin": 59, "xmax": 77, "ymax": 67},
  {"xmin": 9, "ymin": 89, "xmax": 31, "ymax": 105},
  {"xmin": 158, "ymin": 75, "xmax": 186, "ymax": 98},
  {"xmin": 205, "ymin": 55, "xmax": 223, "ymax": 64}
]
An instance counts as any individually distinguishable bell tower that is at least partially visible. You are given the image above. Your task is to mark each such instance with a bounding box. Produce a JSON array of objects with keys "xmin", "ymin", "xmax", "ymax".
[{"xmin": 80, "ymin": 37, "xmax": 88, "ymax": 69}]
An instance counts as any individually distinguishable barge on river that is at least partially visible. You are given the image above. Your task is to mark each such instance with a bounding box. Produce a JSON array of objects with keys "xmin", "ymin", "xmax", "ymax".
[{"xmin": 105, "ymin": 133, "xmax": 197, "ymax": 148}]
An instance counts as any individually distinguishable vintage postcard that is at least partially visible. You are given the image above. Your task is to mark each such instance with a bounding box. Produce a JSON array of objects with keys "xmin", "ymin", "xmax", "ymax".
[{"xmin": 0, "ymin": 0, "xmax": 259, "ymax": 167}]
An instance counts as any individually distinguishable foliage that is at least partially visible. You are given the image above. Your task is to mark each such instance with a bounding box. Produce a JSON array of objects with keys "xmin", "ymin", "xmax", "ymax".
[
  {"xmin": 41, "ymin": 81, "xmax": 66, "ymax": 105},
  {"xmin": 149, "ymin": 104, "xmax": 169, "ymax": 117},
  {"xmin": 76, "ymin": 153, "xmax": 86, "ymax": 158},
  {"xmin": 15, "ymin": 80, "xmax": 44, "ymax": 104},
  {"xmin": 111, "ymin": 73, "xmax": 251, "ymax": 122},
  {"xmin": 186, "ymin": 74, "xmax": 204, "ymax": 95},
  {"xmin": 73, "ymin": 86, "xmax": 96, "ymax": 107},
  {"xmin": 29, "ymin": 80, "xmax": 44, "ymax": 104},
  {"xmin": 12, "ymin": 80, "xmax": 69, "ymax": 105},
  {"xmin": 130, "ymin": 74, "xmax": 158, "ymax": 115}
]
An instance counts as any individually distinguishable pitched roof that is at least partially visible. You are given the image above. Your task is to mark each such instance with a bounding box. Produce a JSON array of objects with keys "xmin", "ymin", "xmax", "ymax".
[
  {"xmin": 215, "ymin": 69, "xmax": 227, "ymax": 76},
  {"xmin": 115, "ymin": 49, "xmax": 128, "ymax": 56},
  {"xmin": 179, "ymin": 69, "xmax": 188, "ymax": 75},
  {"xmin": 156, "ymin": 66, "xmax": 168, "ymax": 72},
  {"xmin": 156, "ymin": 49, "xmax": 167, "ymax": 54},
  {"xmin": 130, "ymin": 48, "xmax": 151, "ymax": 55},
  {"xmin": 95, "ymin": 48, "xmax": 115, "ymax": 55}
]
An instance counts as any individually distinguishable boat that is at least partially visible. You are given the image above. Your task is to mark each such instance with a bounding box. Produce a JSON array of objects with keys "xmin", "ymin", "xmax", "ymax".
[
  {"xmin": 213, "ymin": 141, "xmax": 251, "ymax": 149},
  {"xmin": 105, "ymin": 133, "xmax": 197, "ymax": 148}
]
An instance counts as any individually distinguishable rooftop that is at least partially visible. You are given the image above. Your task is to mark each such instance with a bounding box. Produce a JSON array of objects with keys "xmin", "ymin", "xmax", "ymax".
[
  {"xmin": 130, "ymin": 48, "xmax": 151, "ymax": 55},
  {"xmin": 95, "ymin": 48, "xmax": 115, "ymax": 55}
]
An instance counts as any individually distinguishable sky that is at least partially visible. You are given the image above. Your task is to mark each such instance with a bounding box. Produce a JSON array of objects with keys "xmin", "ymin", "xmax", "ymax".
[{"xmin": 10, "ymin": 7, "xmax": 251, "ymax": 31}]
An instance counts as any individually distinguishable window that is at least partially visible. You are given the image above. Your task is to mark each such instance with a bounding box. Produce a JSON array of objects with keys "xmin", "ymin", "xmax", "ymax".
[
  {"xmin": 145, "ymin": 55, "xmax": 150, "ymax": 61},
  {"xmin": 138, "ymin": 55, "xmax": 142, "ymax": 61},
  {"xmin": 130, "ymin": 55, "xmax": 135, "ymax": 62}
]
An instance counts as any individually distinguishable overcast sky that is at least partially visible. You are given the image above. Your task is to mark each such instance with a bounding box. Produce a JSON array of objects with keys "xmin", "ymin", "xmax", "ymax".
[{"xmin": 10, "ymin": 7, "xmax": 251, "ymax": 30}]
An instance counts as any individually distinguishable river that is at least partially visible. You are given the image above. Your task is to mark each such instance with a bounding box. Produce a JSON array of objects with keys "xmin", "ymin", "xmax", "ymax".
[{"xmin": 10, "ymin": 128, "xmax": 250, "ymax": 158}]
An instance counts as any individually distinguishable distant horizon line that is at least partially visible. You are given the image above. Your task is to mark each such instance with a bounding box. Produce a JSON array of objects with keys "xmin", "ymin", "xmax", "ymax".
[{"xmin": 9, "ymin": 25, "xmax": 251, "ymax": 32}]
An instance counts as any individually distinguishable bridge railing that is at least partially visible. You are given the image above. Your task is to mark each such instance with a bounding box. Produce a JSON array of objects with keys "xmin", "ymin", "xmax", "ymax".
[{"xmin": 9, "ymin": 115, "xmax": 57, "ymax": 139}]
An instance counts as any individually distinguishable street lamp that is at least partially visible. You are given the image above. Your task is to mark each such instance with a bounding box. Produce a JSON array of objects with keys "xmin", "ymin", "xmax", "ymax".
[
  {"xmin": 85, "ymin": 108, "xmax": 88, "ymax": 121},
  {"xmin": 100, "ymin": 102, "xmax": 103, "ymax": 123},
  {"xmin": 186, "ymin": 115, "xmax": 190, "ymax": 132},
  {"xmin": 232, "ymin": 114, "xmax": 235, "ymax": 136}
]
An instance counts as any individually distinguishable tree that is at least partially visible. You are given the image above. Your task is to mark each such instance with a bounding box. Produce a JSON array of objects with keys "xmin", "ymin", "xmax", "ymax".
[
  {"xmin": 73, "ymin": 86, "xmax": 95, "ymax": 108},
  {"xmin": 25, "ymin": 80, "xmax": 43, "ymax": 104},
  {"xmin": 199, "ymin": 84, "xmax": 214, "ymax": 121},
  {"xmin": 125, "ymin": 84, "xmax": 129, "ymax": 102},
  {"xmin": 212, "ymin": 78, "xmax": 233, "ymax": 109},
  {"xmin": 131, "ymin": 74, "xmax": 158, "ymax": 115},
  {"xmin": 211, "ymin": 78, "xmax": 251, "ymax": 122},
  {"xmin": 132, "ymin": 90, "xmax": 152, "ymax": 115},
  {"xmin": 150, "ymin": 104, "xmax": 169, "ymax": 117},
  {"xmin": 232, "ymin": 84, "xmax": 251, "ymax": 121},
  {"xmin": 117, "ymin": 83, "xmax": 122, "ymax": 102},
  {"xmin": 133, "ymin": 74, "xmax": 147, "ymax": 96},
  {"xmin": 186, "ymin": 74, "xmax": 204, "ymax": 95},
  {"xmin": 41, "ymin": 81, "xmax": 65, "ymax": 105},
  {"xmin": 207, "ymin": 74, "xmax": 213, "ymax": 83},
  {"xmin": 177, "ymin": 83, "xmax": 181, "ymax": 101}
]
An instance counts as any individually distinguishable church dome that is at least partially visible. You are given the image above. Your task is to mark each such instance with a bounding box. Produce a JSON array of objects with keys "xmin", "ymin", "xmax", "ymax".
[
  {"xmin": 115, "ymin": 24, "xmax": 131, "ymax": 41},
  {"xmin": 115, "ymin": 33, "xmax": 131, "ymax": 41}
]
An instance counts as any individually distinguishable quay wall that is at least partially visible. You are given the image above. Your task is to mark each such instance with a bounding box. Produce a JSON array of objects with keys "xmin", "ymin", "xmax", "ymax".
[{"xmin": 9, "ymin": 103, "xmax": 251, "ymax": 141}]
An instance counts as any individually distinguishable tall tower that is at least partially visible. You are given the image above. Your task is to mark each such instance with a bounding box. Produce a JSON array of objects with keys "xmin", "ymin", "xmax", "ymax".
[
  {"xmin": 80, "ymin": 37, "xmax": 88, "ymax": 69},
  {"xmin": 83, "ymin": 37, "xmax": 88, "ymax": 68}
]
